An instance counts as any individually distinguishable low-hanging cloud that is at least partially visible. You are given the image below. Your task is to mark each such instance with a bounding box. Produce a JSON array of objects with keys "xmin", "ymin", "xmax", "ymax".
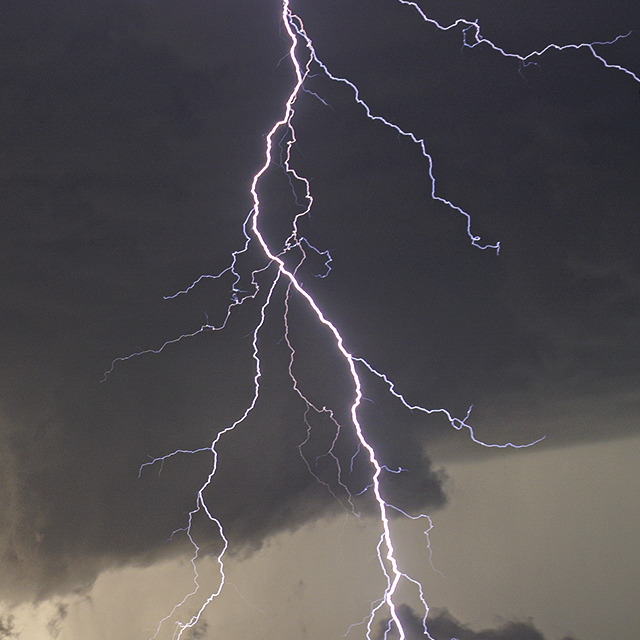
[{"xmin": 377, "ymin": 605, "xmax": 579, "ymax": 640}]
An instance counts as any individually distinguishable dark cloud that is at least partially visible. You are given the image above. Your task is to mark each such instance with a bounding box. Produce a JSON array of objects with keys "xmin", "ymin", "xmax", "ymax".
[
  {"xmin": 0, "ymin": 0, "xmax": 638, "ymax": 612},
  {"xmin": 0, "ymin": 615, "xmax": 18, "ymax": 639},
  {"xmin": 0, "ymin": 1, "xmax": 447, "ymax": 604},
  {"xmin": 292, "ymin": 0, "xmax": 640, "ymax": 452},
  {"xmin": 190, "ymin": 618, "xmax": 209, "ymax": 639},
  {"xmin": 46, "ymin": 603, "xmax": 68, "ymax": 639},
  {"xmin": 377, "ymin": 604, "xmax": 579, "ymax": 640}
]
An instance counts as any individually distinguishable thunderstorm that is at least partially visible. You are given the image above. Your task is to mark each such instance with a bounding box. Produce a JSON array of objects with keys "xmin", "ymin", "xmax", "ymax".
[{"xmin": 98, "ymin": 3, "xmax": 640, "ymax": 640}]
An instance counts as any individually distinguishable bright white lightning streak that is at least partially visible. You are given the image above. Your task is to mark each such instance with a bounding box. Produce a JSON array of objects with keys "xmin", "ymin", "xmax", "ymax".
[
  {"xmin": 105, "ymin": 2, "xmax": 640, "ymax": 639},
  {"xmin": 249, "ymin": 9, "xmax": 413, "ymax": 638}
]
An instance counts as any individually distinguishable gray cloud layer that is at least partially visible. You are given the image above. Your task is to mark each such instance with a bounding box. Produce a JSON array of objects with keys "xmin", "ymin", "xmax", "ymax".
[{"xmin": 0, "ymin": 0, "xmax": 638, "ymax": 608}]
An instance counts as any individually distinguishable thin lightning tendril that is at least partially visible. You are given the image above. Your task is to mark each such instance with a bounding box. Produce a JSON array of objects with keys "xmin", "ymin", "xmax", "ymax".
[{"xmin": 104, "ymin": 3, "xmax": 639, "ymax": 639}]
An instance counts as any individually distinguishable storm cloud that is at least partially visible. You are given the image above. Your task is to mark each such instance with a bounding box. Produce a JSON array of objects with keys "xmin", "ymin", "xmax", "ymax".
[
  {"xmin": 377, "ymin": 605, "xmax": 579, "ymax": 640},
  {"xmin": 0, "ymin": 1, "xmax": 638, "ymax": 633},
  {"xmin": 0, "ymin": 3, "xmax": 447, "ymax": 604}
]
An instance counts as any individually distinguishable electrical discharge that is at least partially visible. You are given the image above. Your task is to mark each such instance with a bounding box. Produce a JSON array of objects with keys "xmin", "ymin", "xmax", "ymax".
[{"xmin": 106, "ymin": 3, "xmax": 639, "ymax": 639}]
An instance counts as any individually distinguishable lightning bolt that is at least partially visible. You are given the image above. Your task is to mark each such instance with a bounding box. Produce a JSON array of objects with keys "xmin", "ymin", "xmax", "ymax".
[{"xmin": 104, "ymin": 3, "xmax": 639, "ymax": 639}]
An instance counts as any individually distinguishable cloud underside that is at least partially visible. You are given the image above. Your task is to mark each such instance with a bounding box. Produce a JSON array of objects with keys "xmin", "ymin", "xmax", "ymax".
[
  {"xmin": 0, "ymin": 368, "xmax": 447, "ymax": 603},
  {"xmin": 378, "ymin": 605, "xmax": 579, "ymax": 640}
]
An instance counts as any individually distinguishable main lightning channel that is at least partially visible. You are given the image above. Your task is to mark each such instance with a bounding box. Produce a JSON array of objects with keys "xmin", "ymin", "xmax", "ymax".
[{"xmin": 249, "ymin": 4, "xmax": 411, "ymax": 637}]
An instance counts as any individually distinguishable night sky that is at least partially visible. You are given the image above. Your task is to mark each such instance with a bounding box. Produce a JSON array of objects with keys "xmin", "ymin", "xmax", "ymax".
[{"xmin": 1, "ymin": 1, "xmax": 639, "ymax": 639}]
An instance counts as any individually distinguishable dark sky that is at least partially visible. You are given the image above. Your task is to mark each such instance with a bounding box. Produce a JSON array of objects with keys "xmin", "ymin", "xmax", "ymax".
[{"xmin": 0, "ymin": 1, "xmax": 638, "ymax": 639}]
